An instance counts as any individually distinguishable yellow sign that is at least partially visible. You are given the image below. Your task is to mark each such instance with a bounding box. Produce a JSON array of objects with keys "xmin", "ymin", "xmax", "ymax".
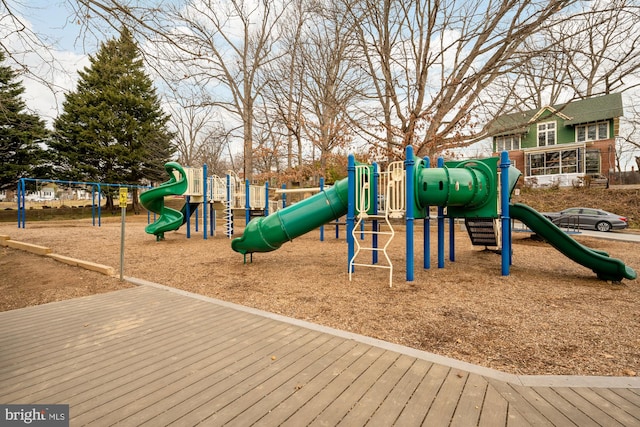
[{"xmin": 119, "ymin": 188, "xmax": 128, "ymax": 208}]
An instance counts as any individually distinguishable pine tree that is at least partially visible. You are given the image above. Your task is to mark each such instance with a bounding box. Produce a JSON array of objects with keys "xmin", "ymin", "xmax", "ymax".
[
  {"xmin": 0, "ymin": 49, "xmax": 50, "ymax": 189},
  {"xmin": 51, "ymin": 28, "xmax": 175, "ymax": 209}
]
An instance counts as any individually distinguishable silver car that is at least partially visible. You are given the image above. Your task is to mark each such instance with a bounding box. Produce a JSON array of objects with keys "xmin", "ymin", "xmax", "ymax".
[{"xmin": 542, "ymin": 207, "xmax": 628, "ymax": 232}]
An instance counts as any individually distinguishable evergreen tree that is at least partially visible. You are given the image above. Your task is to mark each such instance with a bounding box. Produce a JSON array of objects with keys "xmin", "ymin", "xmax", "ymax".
[
  {"xmin": 0, "ymin": 49, "xmax": 50, "ymax": 189},
  {"xmin": 51, "ymin": 28, "xmax": 175, "ymax": 209}
]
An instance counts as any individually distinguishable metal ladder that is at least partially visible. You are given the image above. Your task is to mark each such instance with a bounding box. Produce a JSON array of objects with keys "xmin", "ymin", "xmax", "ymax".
[
  {"xmin": 348, "ymin": 162, "xmax": 404, "ymax": 287},
  {"xmin": 349, "ymin": 212, "xmax": 395, "ymax": 287}
]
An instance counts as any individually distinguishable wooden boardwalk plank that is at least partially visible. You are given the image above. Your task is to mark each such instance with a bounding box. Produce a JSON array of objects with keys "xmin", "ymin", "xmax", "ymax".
[
  {"xmin": 1, "ymin": 285, "xmax": 639, "ymax": 427},
  {"xmin": 532, "ymin": 387, "xmax": 603, "ymax": 427},
  {"xmin": 279, "ymin": 346, "xmax": 386, "ymax": 426},
  {"xmin": 252, "ymin": 341, "xmax": 367, "ymax": 427},
  {"xmin": 203, "ymin": 335, "xmax": 349, "ymax": 426},
  {"xmin": 591, "ymin": 388, "xmax": 640, "ymax": 425},
  {"xmin": 478, "ymin": 383, "xmax": 512, "ymax": 427},
  {"xmin": 364, "ymin": 358, "xmax": 433, "ymax": 425},
  {"xmin": 130, "ymin": 329, "xmax": 324, "ymax": 426},
  {"xmin": 487, "ymin": 379, "xmax": 555, "ymax": 426},
  {"xmin": 394, "ymin": 361, "xmax": 450, "ymax": 426},
  {"xmin": 0, "ymin": 288, "xmax": 204, "ymax": 375},
  {"xmin": 92, "ymin": 322, "xmax": 306, "ymax": 426},
  {"xmin": 336, "ymin": 354, "xmax": 416, "ymax": 426},
  {"xmin": 422, "ymin": 369, "xmax": 471, "ymax": 426},
  {"xmin": 74, "ymin": 324, "xmax": 309, "ymax": 425},
  {"xmin": 565, "ymin": 387, "xmax": 638, "ymax": 427},
  {"xmin": 307, "ymin": 349, "xmax": 400, "ymax": 426},
  {"xmin": 229, "ymin": 337, "xmax": 358, "ymax": 426},
  {"xmin": 450, "ymin": 372, "xmax": 489, "ymax": 426},
  {"xmin": 0, "ymin": 305, "xmax": 248, "ymax": 400}
]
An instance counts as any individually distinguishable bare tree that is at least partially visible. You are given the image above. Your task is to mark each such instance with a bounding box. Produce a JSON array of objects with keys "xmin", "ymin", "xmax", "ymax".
[
  {"xmin": 297, "ymin": 0, "xmax": 365, "ymax": 174},
  {"xmin": 165, "ymin": 87, "xmax": 231, "ymax": 173},
  {"xmin": 346, "ymin": 0, "xmax": 579, "ymax": 159},
  {"xmin": 73, "ymin": 0, "xmax": 288, "ymax": 182},
  {"xmin": 259, "ymin": 0, "xmax": 309, "ymax": 171}
]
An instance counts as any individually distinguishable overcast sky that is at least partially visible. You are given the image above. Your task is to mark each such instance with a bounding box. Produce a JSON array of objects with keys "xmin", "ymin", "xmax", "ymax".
[{"xmin": 4, "ymin": 1, "xmax": 95, "ymax": 127}]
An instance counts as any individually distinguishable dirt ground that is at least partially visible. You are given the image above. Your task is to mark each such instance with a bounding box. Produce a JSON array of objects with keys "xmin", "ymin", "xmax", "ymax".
[{"xmin": 1, "ymin": 215, "xmax": 639, "ymax": 377}]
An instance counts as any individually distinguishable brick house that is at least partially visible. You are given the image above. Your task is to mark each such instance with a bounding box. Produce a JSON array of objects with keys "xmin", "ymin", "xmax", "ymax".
[{"xmin": 490, "ymin": 93, "xmax": 622, "ymax": 187}]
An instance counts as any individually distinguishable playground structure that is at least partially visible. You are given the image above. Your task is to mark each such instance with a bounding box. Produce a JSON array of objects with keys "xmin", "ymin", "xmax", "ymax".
[
  {"xmin": 231, "ymin": 149, "xmax": 637, "ymax": 285},
  {"xmin": 139, "ymin": 162, "xmax": 275, "ymax": 241}
]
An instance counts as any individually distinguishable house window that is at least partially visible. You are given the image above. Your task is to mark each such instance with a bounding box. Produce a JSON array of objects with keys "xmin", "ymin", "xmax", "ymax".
[
  {"xmin": 526, "ymin": 148, "xmax": 581, "ymax": 176},
  {"xmin": 576, "ymin": 121, "xmax": 609, "ymax": 142},
  {"xmin": 495, "ymin": 135, "xmax": 521, "ymax": 152},
  {"xmin": 585, "ymin": 149, "xmax": 601, "ymax": 173},
  {"xmin": 537, "ymin": 122, "xmax": 556, "ymax": 147}
]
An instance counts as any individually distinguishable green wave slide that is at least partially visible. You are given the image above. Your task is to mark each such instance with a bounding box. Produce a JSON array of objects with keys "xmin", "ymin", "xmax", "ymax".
[
  {"xmin": 140, "ymin": 162, "xmax": 188, "ymax": 241},
  {"xmin": 510, "ymin": 203, "xmax": 636, "ymax": 282}
]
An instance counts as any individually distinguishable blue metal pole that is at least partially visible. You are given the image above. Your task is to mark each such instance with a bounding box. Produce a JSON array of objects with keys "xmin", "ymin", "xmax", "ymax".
[
  {"xmin": 372, "ymin": 162, "xmax": 379, "ymax": 265},
  {"xmin": 91, "ymin": 185, "xmax": 96, "ymax": 226},
  {"xmin": 203, "ymin": 164, "xmax": 208, "ymax": 240},
  {"xmin": 319, "ymin": 177, "xmax": 325, "ymax": 242},
  {"xmin": 347, "ymin": 154, "xmax": 356, "ymax": 273},
  {"xmin": 245, "ymin": 179, "xmax": 250, "ymax": 226},
  {"xmin": 97, "ymin": 184, "xmax": 102, "ymax": 227},
  {"xmin": 281, "ymin": 184, "xmax": 286, "ymax": 208},
  {"xmin": 186, "ymin": 195, "xmax": 191, "ymax": 238},
  {"xmin": 500, "ymin": 151, "xmax": 512, "ymax": 275},
  {"xmin": 405, "ymin": 146, "xmax": 415, "ymax": 282},
  {"xmin": 264, "ymin": 181, "xmax": 269, "ymax": 216},
  {"xmin": 423, "ymin": 156, "xmax": 430, "ymax": 269},
  {"xmin": 437, "ymin": 157, "xmax": 445, "ymax": 268},
  {"xmin": 17, "ymin": 179, "xmax": 25, "ymax": 228}
]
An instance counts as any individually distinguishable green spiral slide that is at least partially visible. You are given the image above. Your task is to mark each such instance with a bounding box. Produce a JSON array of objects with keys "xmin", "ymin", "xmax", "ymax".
[{"xmin": 140, "ymin": 162, "xmax": 188, "ymax": 241}]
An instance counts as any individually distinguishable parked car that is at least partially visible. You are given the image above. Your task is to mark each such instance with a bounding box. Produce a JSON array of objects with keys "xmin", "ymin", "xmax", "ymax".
[{"xmin": 541, "ymin": 207, "xmax": 628, "ymax": 232}]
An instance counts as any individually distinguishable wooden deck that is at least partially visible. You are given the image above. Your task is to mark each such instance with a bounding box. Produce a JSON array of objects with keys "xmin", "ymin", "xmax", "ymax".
[{"xmin": 1, "ymin": 282, "xmax": 639, "ymax": 426}]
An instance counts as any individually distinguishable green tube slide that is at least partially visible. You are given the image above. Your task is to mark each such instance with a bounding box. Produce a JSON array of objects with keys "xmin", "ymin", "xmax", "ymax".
[
  {"xmin": 231, "ymin": 178, "xmax": 350, "ymax": 254},
  {"xmin": 510, "ymin": 203, "xmax": 636, "ymax": 281},
  {"xmin": 140, "ymin": 162, "xmax": 188, "ymax": 240},
  {"xmin": 231, "ymin": 159, "xmax": 504, "ymax": 255}
]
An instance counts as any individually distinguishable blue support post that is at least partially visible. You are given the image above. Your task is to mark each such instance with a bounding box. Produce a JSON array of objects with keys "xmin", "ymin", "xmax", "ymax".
[
  {"xmin": 405, "ymin": 146, "xmax": 415, "ymax": 282},
  {"xmin": 281, "ymin": 184, "xmax": 286, "ymax": 208},
  {"xmin": 17, "ymin": 179, "xmax": 25, "ymax": 228},
  {"xmin": 423, "ymin": 157, "xmax": 430, "ymax": 269},
  {"xmin": 91, "ymin": 185, "xmax": 97, "ymax": 226},
  {"xmin": 319, "ymin": 178, "xmax": 325, "ymax": 242},
  {"xmin": 500, "ymin": 151, "xmax": 512, "ymax": 276},
  {"xmin": 372, "ymin": 163, "xmax": 379, "ymax": 265},
  {"xmin": 437, "ymin": 157, "xmax": 445, "ymax": 268},
  {"xmin": 347, "ymin": 154, "xmax": 356, "ymax": 273},
  {"xmin": 264, "ymin": 181, "xmax": 269, "ymax": 216},
  {"xmin": 186, "ymin": 195, "xmax": 191, "ymax": 238},
  {"xmin": 245, "ymin": 179, "xmax": 250, "ymax": 226},
  {"xmin": 203, "ymin": 164, "xmax": 208, "ymax": 240}
]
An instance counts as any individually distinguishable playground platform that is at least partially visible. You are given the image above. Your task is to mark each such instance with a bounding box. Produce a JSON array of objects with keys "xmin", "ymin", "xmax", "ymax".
[{"xmin": 1, "ymin": 283, "xmax": 639, "ymax": 426}]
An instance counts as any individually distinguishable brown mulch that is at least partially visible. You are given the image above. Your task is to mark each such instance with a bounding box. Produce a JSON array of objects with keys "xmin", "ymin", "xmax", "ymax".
[{"xmin": 1, "ymin": 216, "xmax": 638, "ymax": 377}]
